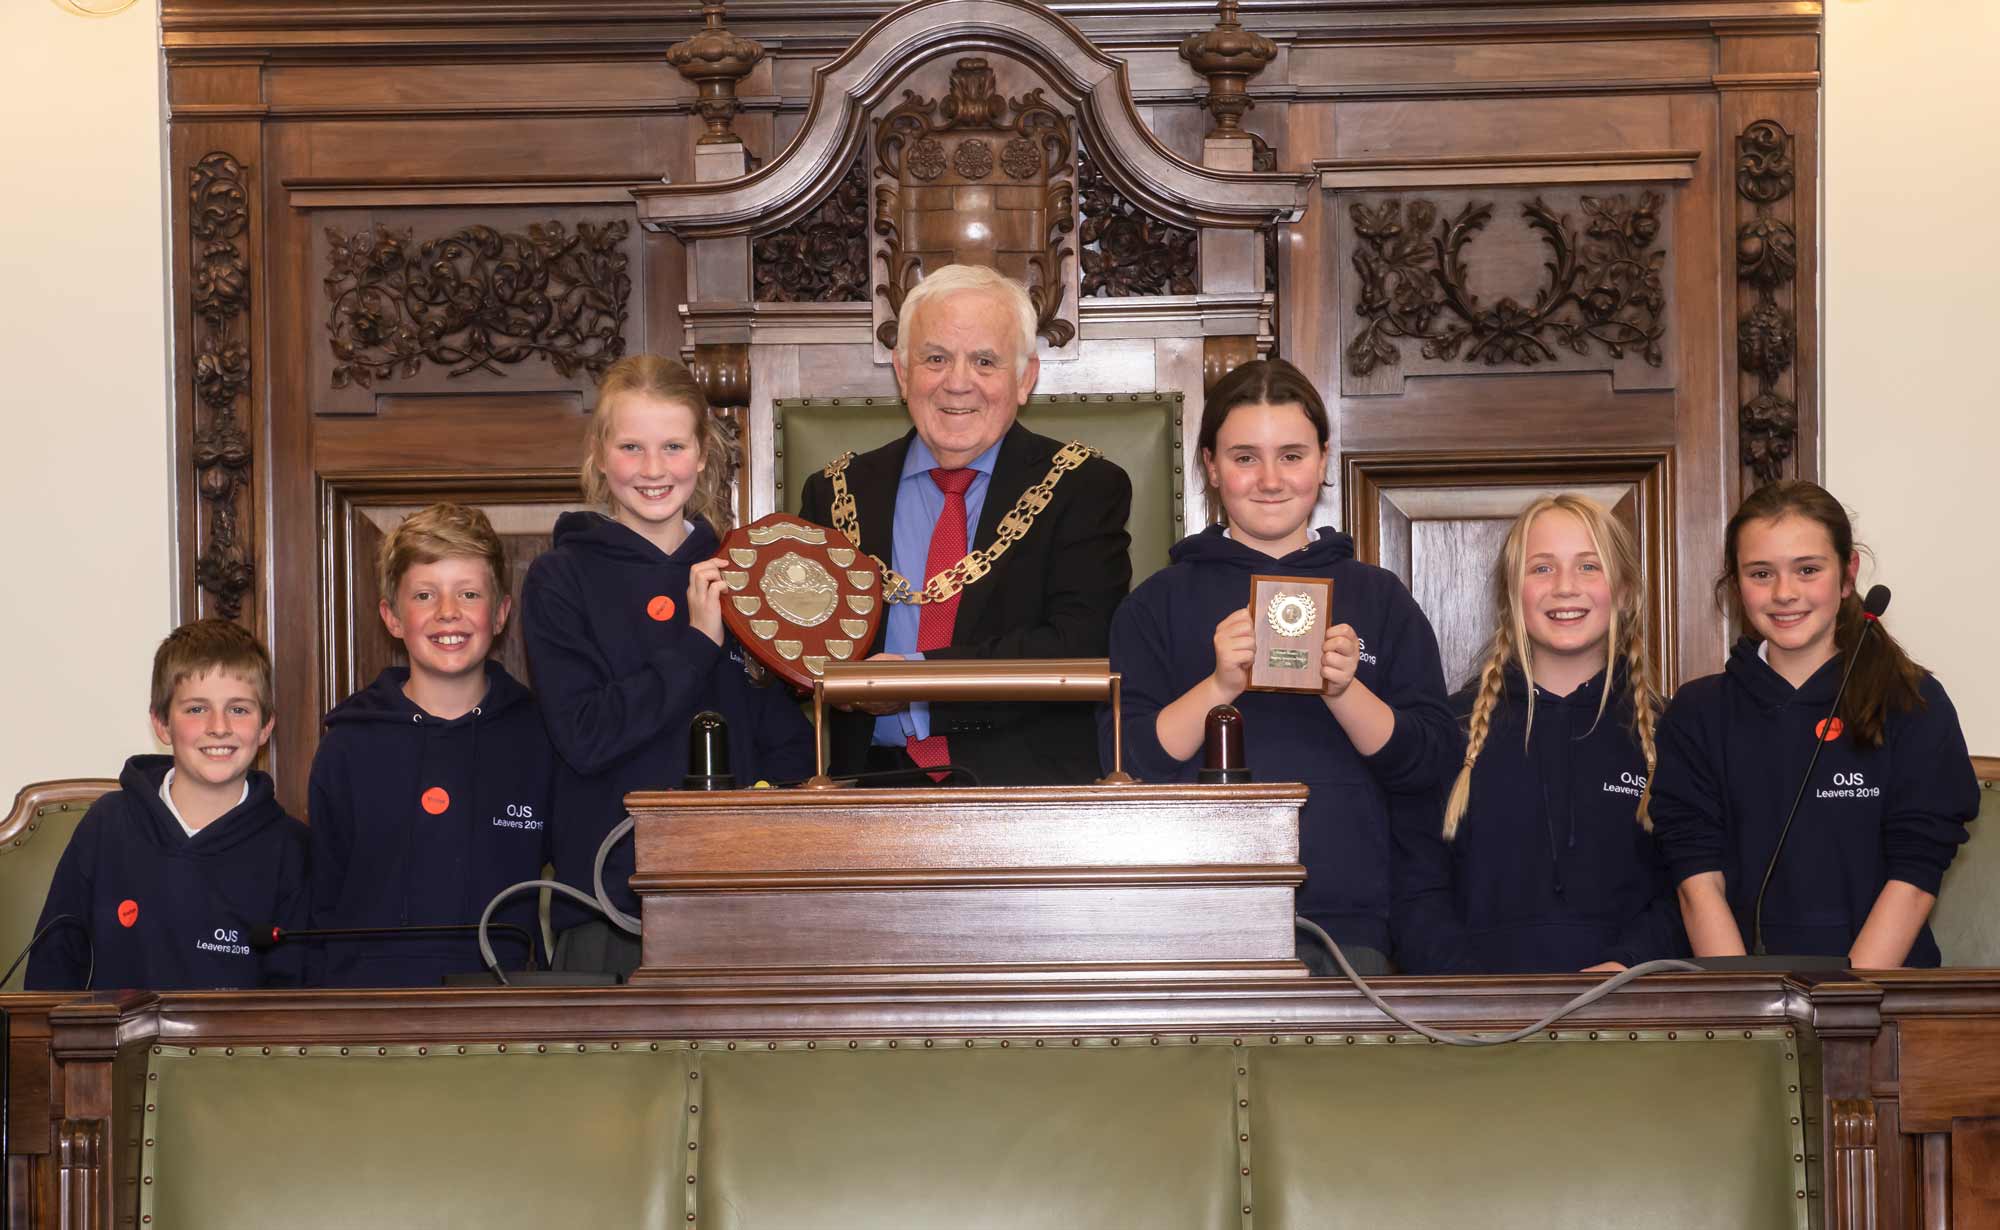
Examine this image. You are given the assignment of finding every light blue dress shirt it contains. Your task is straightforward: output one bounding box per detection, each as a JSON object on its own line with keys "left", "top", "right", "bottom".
{"left": 872, "top": 435, "right": 1001, "bottom": 747}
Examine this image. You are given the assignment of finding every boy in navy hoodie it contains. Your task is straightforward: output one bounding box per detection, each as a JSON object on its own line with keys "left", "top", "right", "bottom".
{"left": 27, "top": 620, "right": 308, "bottom": 990}
{"left": 307, "top": 504, "right": 555, "bottom": 986}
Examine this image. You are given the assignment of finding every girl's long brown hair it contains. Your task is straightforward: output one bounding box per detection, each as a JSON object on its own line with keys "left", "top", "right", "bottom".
{"left": 582, "top": 354, "right": 735, "bottom": 535}
{"left": 1444, "top": 495, "right": 1660, "bottom": 839}
{"left": 1717, "top": 480, "right": 1925, "bottom": 748}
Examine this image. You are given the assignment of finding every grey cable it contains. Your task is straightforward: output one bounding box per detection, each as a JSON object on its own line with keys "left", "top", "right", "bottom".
{"left": 1294, "top": 916, "right": 1704, "bottom": 1047}
{"left": 477, "top": 815, "right": 643, "bottom": 985}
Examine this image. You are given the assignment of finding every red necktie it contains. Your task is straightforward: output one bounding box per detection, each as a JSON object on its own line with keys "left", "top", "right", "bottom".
{"left": 906, "top": 467, "right": 977, "bottom": 777}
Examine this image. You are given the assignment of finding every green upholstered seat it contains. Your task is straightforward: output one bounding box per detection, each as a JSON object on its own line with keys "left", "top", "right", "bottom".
{"left": 776, "top": 393, "right": 1186, "bottom": 585}
{"left": 0, "top": 780, "right": 113, "bottom": 990}
{"left": 1929, "top": 782, "right": 2000, "bottom": 966}
{"left": 133, "top": 1031, "right": 1807, "bottom": 1229}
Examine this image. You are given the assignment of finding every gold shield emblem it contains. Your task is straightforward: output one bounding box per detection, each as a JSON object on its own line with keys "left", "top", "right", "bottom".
{"left": 760, "top": 552, "right": 839, "bottom": 627}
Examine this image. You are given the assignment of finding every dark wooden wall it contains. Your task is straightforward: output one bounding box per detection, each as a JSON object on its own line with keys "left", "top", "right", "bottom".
{"left": 160, "top": 0, "right": 1823, "bottom": 812}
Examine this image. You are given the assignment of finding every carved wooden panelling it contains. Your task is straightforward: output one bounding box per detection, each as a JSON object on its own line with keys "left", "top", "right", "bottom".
{"left": 1345, "top": 452, "right": 1671, "bottom": 690}
{"left": 754, "top": 157, "right": 869, "bottom": 303}
{"left": 1735, "top": 119, "right": 1801, "bottom": 487}
{"left": 1078, "top": 141, "right": 1198, "bottom": 298}
{"left": 1339, "top": 188, "right": 1672, "bottom": 396}
{"left": 313, "top": 207, "right": 641, "bottom": 414}
{"left": 189, "top": 152, "right": 256, "bottom": 621}
{"left": 873, "top": 56, "right": 1077, "bottom": 351}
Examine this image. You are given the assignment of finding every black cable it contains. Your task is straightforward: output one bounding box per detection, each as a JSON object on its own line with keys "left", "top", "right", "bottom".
{"left": 0, "top": 913, "right": 92, "bottom": 991}
{"left": 1294, "top": 916, "right": 1703, "bottom": 1047}
{"left": 768, "top": 763, "right": 983, "bottom": 789}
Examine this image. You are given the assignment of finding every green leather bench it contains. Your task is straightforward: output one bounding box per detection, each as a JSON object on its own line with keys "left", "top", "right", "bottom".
{"left": 131, "top": 1026, "right": 1806, "bottom": 1228}
{"left": 775, "top": 392, "right": 1186, "bottom": 584}
{"left": 0, "top": 779, "right": 113, "bottom": 991}
{"left": 1927, "top": 779, "right": 2000, "bottom": 966}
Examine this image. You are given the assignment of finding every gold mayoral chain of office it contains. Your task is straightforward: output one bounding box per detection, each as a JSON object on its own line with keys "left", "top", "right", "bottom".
{"left": 822, "top": 440, "right": 1099, "bottom": 605}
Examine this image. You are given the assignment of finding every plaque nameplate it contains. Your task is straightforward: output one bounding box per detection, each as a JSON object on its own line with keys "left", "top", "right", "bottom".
{"left": 1248, "top": 574, "right": 1332, "bottom": 694}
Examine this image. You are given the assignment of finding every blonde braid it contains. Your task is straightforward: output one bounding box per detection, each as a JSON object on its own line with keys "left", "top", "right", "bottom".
{"left": 1623, "top": 632, "right": 1661, "bottom": 831}
{"left": 1442, "top": 641, "right": 1509, "bottom": 841}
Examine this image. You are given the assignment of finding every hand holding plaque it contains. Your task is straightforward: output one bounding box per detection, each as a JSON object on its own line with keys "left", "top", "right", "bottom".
{"left": 713, "top": 513, "right": 885, "bottom": 693}
{"left": 1248, "top": 574, "right": 1333, "bottom": 694}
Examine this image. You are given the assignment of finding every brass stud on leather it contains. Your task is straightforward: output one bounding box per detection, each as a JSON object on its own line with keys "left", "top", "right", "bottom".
{"left": 1589, "top": 1032, "right": 1599, "bottom": 1040}
{"left": 418, "top": 1047, "right": 428, "bottom": 1056}
{"left": 458, "top": 1046, "right": 468, "bottom": 1054}
{"left": 1239, "top": 1133, "right": 1249, "bottom": 1142}
{"left": 1237, "top": 1068, "right": 1246, "bottom": 1076}
{"left": 964, "top": 1040, "right": 975, "bottom": 1049}
{"left": 849, "top": 1041, "right": 859, "bottom": 1049}
{"left": 887, "top": 1041, "right": 896, "bottom": 1049}
{"left": 807, "top": 1041, "right": 817, "bottom": 1050}
{"left": 1343, "top": 1036, "right": 1356, "bottom": 1045}
{"left": 690, "top": 1041, "right": 701, "bottom": 1050}
{"left": 339, "top": 1047, "right": 350, "bottom": 1056}
{"left": 1148, "top": 1036, "right": 1158, "bottom": 1046}
{"left": 496, "top": 1045, "right": 506, "bottom": 1054}
{"left": 1240, "top": 1168, "right": 1249, "bottom": 1176}
{"left": 1704, "top": 1031, "right": 1714, "bottom": 1039}
{"left": 1034, "top": 1040, "right": 1045, "bottom": 1048}
{"left": 189, "top": 1047, "right": 197, "bottom": 1056}
{"left": 261, "top": 1046, "right": 270, "bottom": 1056}
{"left": 1110, "top": 1038, "right": 1120, "bottom": 1047}
{"left": 1628, "top": 1032, "right": 1639, "bottom": 1040}
{"left": 923, "top": 1039, "right": 933, "bottom": 1048}
{"left": 225, "top": 1047, "right": 235, "bottom": 1056}
{"left": 766, "top": 1042, "right": 776, "bottom": 1050}
{"left": 689, "top": 1072, "right": 699, "bottom": 1081}
{"left": 1238, "top": 1099, "right": 1249, "bottom": 1108}
{"left": 725, "top": 1042, "right": 736, "bottom": 1051}
{"left": 148, "top": 1072, "right": 157, "bottom": 1080}
{"left": 1669, "top": 1032, "right": 1679, "bottom": 1040}
{"left": 378, "top": 1047, "right": 387, "bottom": 1056}
{"left": 1000, "top": 1041, "right": 1010, "bottom": 1048}
{"left": 537, "top": 1044, "right": 547, "bottom": 1053}
{"left": 1304, "top": 1036, "right": 1315, "bottom": 1045}
{"left": 1071, "top": 1039, "right": 1081, "bottom": 1048}
{"left": 611, "top": 1043, "right": 620, "bottom": 1051}
{"left": 144, "top": 1176, "right": 152, "bottom": 1185}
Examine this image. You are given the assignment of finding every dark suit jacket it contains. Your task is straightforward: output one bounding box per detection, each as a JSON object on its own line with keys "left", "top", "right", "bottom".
{"left": 797, "top": 422, "right": 1133, "bottom": 785}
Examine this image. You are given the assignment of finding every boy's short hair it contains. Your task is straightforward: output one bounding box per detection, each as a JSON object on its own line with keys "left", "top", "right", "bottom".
{"left": 150, "top": 619, "right": 275, "bottom": 722}
{"left": 377, "top": 503, "right": 510, "bottom": 601}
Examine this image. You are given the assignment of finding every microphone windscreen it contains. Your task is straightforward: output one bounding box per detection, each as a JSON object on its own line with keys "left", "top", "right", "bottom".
{"left": 246, "top": 924, "right": 281, "bottom": 952}
{"left": 1863, "top": 585, "right": 1891, "bottom": 618}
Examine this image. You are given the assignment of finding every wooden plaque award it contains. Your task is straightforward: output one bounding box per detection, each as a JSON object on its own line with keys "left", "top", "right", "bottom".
{"left": 714, "top": 513, "right": 885, "bottom": 692}
{"left": 1248, "top": 574, "right": 1331, "bottom": 694}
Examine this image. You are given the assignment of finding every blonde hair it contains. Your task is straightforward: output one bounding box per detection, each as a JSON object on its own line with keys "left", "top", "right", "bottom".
{"left": 150, "top": 618, "right": 274, "bottom": 723}
{"left": 581, "top": 354, "right": 735, "bottom": 534}
{"left": 894, "top": 264, "right": 1037, "bottom": 378}
{"left": 1442, "top": 495, "right": 1660, "bottom": 839}
{"left": 378, "top": 503, "right": 509, "bottom": 601}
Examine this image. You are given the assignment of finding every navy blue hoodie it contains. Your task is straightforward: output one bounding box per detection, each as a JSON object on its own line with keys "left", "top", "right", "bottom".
{"left": 1652, "top": 637, "right": 1977, "bottom": 967}
{"left": 1393, "top": 667, "right": 1687, "bottom": 973}
{"left": 1102, "top": 526, "right": 1458, "bottom": 953}
{"left": 307, "top": 662, "right": 555, "bottom": 986}
{"left": 26, "top": 755, "right": 308, "bottom": 991}
{"left": 522, "top": 512, "right": 816, "bottom": 920}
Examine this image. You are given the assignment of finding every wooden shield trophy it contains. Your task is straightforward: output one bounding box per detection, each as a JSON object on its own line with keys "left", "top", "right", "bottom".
{"left": 715, "top": 514, "right": 884, "bottom": 692}
{"left": 1248, "top": 574, "right": 1332, "bottom": 694}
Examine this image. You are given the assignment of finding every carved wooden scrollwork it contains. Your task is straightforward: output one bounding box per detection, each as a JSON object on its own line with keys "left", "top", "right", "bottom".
{"left": 1077, "top": 142, "right": 1197, "bottom": 298}
{"left": 873, "top": 57, "right": 1077, "bottom": 349}
{"left": 323, "top": 220, "right": 631, "bottom": 388}
{"left": 189, "top": 152, "right": 256, "bottom": 621}
{"left": 1346, "top": 193, "right": 1667, "bottom": 377}
{"left": 755, "top": 157, "right": 869, "bottom": 303}
{"left": 1736, "top": 119, "right": 1801, "bottom": 486}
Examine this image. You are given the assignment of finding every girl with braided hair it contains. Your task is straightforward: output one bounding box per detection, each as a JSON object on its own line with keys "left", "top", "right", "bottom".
{"left": 1392, "top": 495, "right": 1686, "bottom": 974}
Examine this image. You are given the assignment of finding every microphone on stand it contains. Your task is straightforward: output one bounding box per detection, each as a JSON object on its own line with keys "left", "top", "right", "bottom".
{"left": 1747, "top": 584, "right": 1892, "bottom": 957}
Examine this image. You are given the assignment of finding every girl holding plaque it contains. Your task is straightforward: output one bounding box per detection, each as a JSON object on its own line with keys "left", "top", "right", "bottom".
{"left": 1103, "top": 359, "right": 1457, "bottom": 975}
{"left": 523, "top": 356, "right": 813, "bottom": 958}
{"left": 1391, "top": 495, "right": 1686, "bottom": 974}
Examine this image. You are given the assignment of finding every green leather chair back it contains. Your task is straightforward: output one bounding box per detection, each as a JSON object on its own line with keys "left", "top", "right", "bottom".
{"left": 134, "top": 1031, "right": 1808, "bottom": 1229}
{"left": 1929, "top": 781, "right": 2000, "bottom": 966}
{"left": 0, "top": 779, "right": 113, "bottom": 990}
{"left": 776, "top": 393, "right": 1186, "bottom": 584}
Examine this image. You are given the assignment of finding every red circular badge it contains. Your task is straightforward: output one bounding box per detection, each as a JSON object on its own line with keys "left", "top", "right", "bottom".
{"left": 421, "top": 787, "right": 451, "bottom": 815}
{"left": 646, "top": 595, "right": 676, "bottom": 622}
{"left": 1816, "top": 717, "right": 1845, "bottom": 741}
{"left": 117, "top": 899, "right": 139, "bottom": 928}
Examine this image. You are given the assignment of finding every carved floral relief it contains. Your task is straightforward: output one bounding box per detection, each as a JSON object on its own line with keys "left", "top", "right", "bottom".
{"left": 754, "top": 158, "right": 869, "bottom": 303}
{"left": 1735, "top": 120, "right": 1801, "bottom": 485}
{"left": 323, "top": 219, "right": 631, "bottom": 388}
{"left": 1345, "top": 192, "right": 1668, "bottom": 379}
{"left": 188, "top": 152, "right": 255, "bottom": 620}
{"left": 1077, "top": 142, "right": 1198, "bottom": 298}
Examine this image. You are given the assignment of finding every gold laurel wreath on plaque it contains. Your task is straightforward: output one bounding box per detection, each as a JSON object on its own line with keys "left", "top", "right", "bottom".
{"left": 823, "top": 440, "right": 1098, "bottom": 605}
{"left": 1266, "top": 591, "right": 1318, "bottom": 638}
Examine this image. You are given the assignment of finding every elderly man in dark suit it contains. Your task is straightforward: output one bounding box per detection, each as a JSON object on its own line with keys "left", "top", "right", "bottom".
{"left": 798, "top": 265, "right": 1133, "bottom": 785}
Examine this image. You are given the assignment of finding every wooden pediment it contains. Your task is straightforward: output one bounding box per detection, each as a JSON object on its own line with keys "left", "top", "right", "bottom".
{"left": 630, "top": 0, "right": 1312, "bottom": 239}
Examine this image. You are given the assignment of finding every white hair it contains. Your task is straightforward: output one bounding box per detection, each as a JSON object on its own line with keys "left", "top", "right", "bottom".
{"left": 894, "top": 264, "right": 1039, "bottom": 377}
